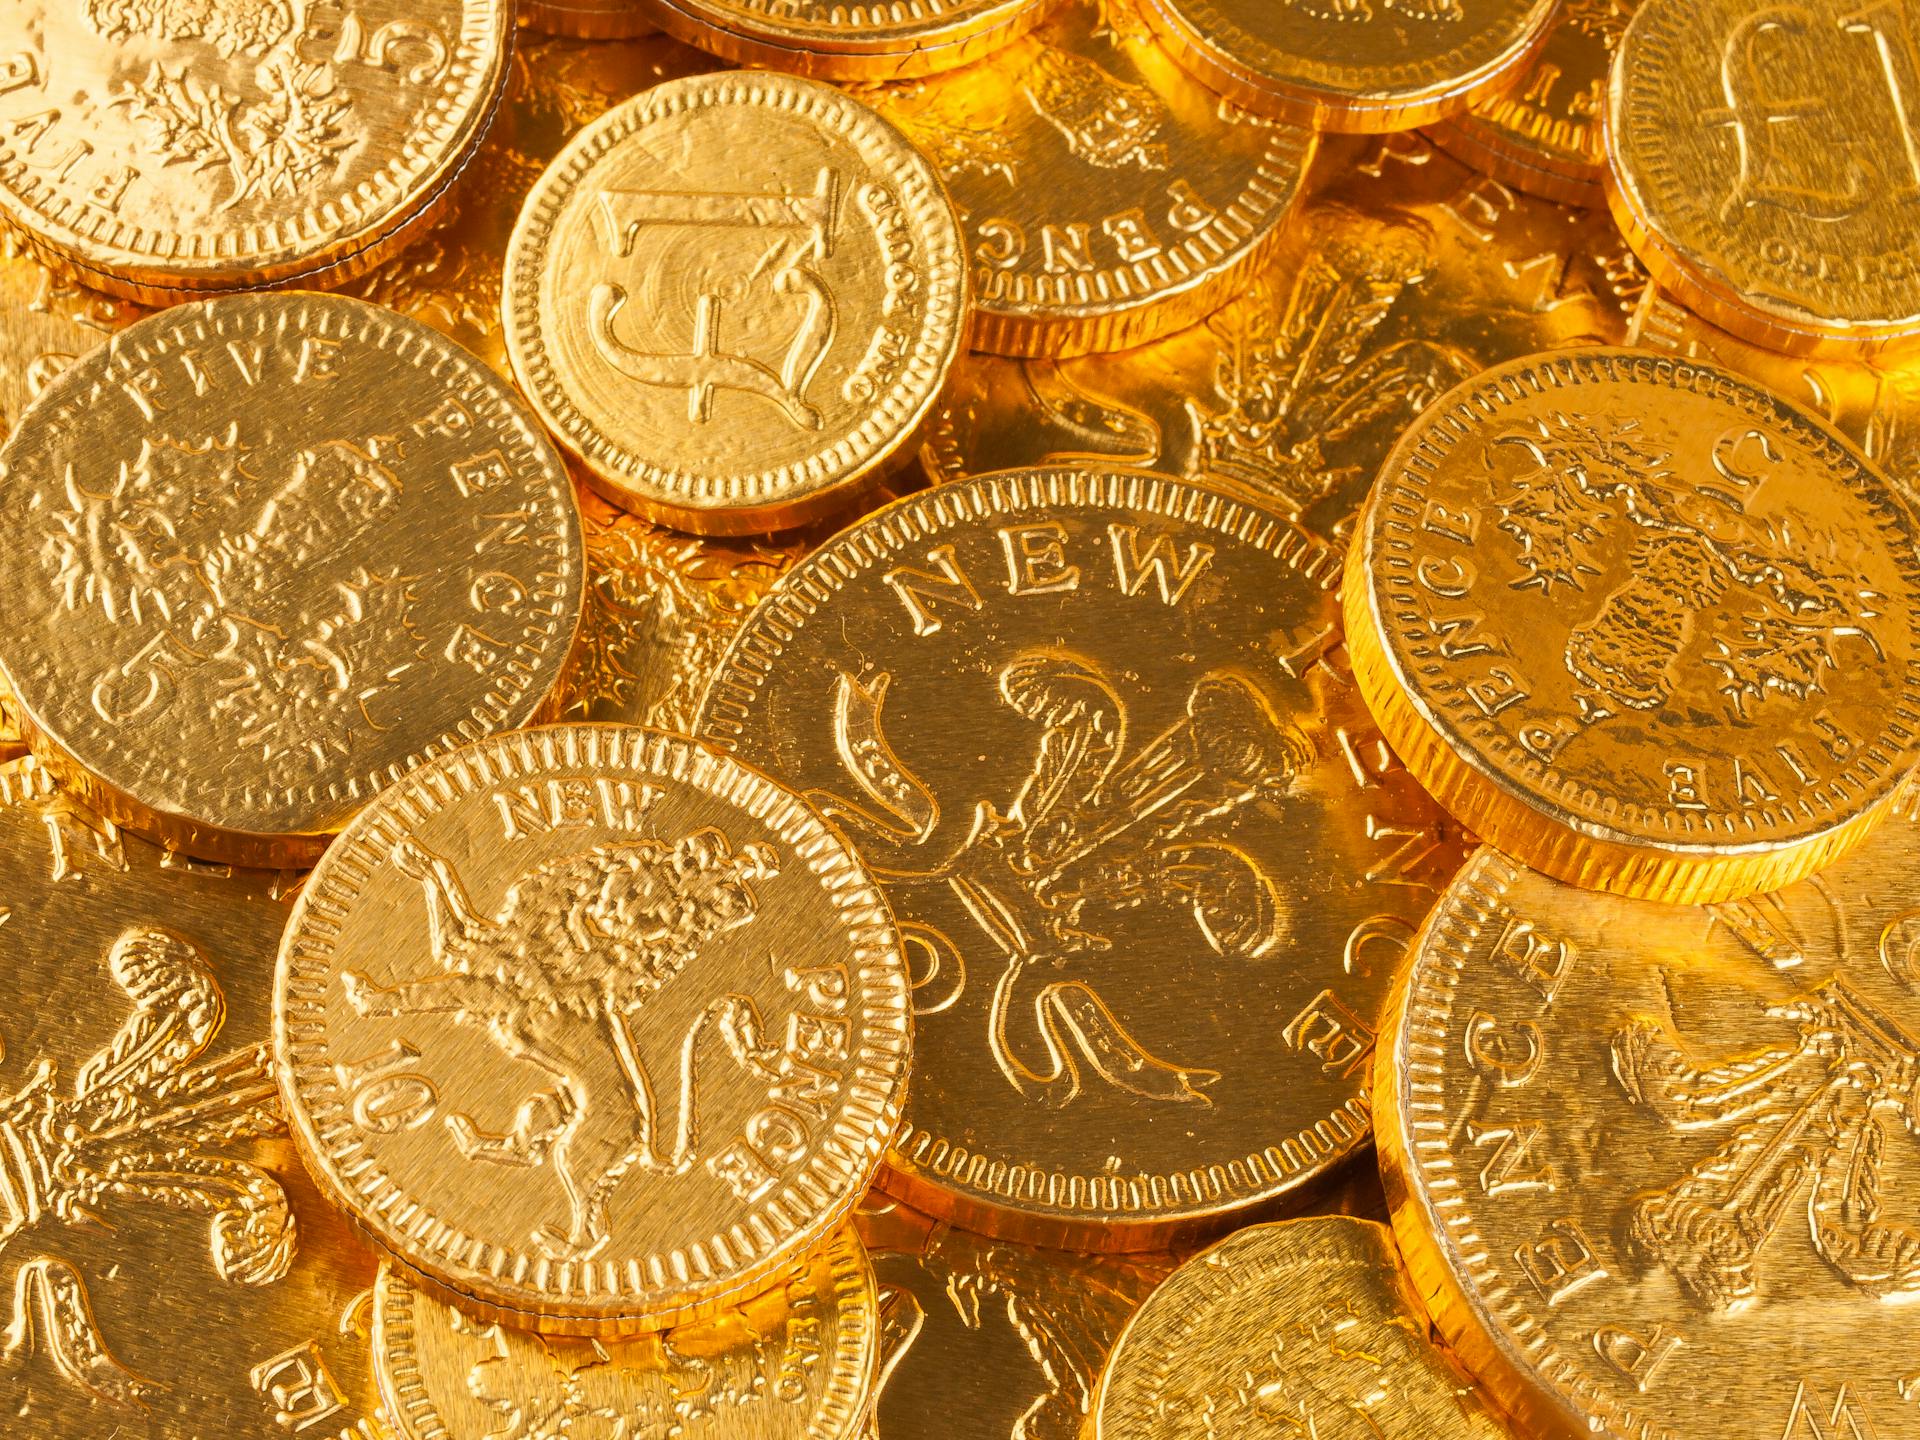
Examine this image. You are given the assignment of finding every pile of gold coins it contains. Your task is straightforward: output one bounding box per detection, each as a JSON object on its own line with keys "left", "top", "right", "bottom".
{"left": 0, "top": 0, "right": 1914, "bottom": 1435}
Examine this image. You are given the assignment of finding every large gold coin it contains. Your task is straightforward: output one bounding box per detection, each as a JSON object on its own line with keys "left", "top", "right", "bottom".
{"left": 1378, "top": 799, "right": 1920, "bottom": 1440}
{"left": 0, "top": 291, "right": 582, "bottom": 868}
{"left": 505, "top": 71, "right": 967, "bottom": 536}
{"left": 1136, "top": 0, "right": 1556, "bottom": 133}
{"left": 0, "top": 0, "right": 510, "bottom": 304}
{"left": 1607, "top": 0, "right": 1920, "bottom": 356}
{"left": 521, "top": 0, "right": 658, "bottom": 39}
{"left": 1345, "top": 348, "right": 1920, "bottom": 905}
{"left": 1091, "top": 1218, "right": 1507, "bottom": 1438}
{"left": 274, "top": 724, "right": 913, "bottom": 1334}
{"left": 642, "top": 0, "right": 1063, "bottom": 78}
{"left": 699, "top": 467, "right": 1470, "bottom": 1249}
{"left": 862, "top": 0, "right": 1314, "bottom": 358}
{"left": 0, "top": 758, "right": 387, "bottom": 1440}
{"left": 922, "top": 132, "right": 1638, "bottom": 548}
{"left": 374, "top": 1228, "right": 878, "bottom": 1439}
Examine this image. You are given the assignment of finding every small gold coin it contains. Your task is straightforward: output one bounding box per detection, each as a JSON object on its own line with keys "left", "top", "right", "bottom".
{"left": 374, "top": 1228, "right": 879, "bottom": 1439}
{"left": 0, "top": 758, "right": 385, "bottom": 1439}
{"left": 274, "top": 724, "right": 912, "bottom": 1334}
{"left": 0, "top": 0, "right": 511, "bottom": 304}
{"left": 641, "top": 0, "right": 1063, "bottom": 78}
{"left": 862, "top": 0, "right": 1315, "bottom": 358}
{"left": 1091, "top": 1218, "right": 1507, "bottom": 1439}
{"left": 1378, "top": 800, "right": 1920, "bottom": 1440}
{"left": 521, "top": 0, "right": 659, "bottom": 39}
{"left": 1135, "top": 0, "right": 1556, "bottom": 133}
{"left": 1428, "top": 0, "right": 1635, "bottom": 208}
{"left": 505, "top": 71, "right": 967, "bottom": 535}
{"left": 0, "top": 291, "right": 582, "bottom": 868}
{"left": 1607, "top": 0, "right": 1920, "bottom": 355}
{"left": 699, "top": 467, "right": 1470, "bottom": 1249}
{"left": 1345, "top": 348, "right": 1920, "bottom": 904}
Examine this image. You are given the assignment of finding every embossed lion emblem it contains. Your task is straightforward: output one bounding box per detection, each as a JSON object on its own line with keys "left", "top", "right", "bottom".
{"left": 342, "top": 828, "right": 783, "bottom": 1261}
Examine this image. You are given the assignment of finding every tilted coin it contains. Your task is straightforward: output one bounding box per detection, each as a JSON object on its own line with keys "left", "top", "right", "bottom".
{"left": 1428, "top": 0, "right": 1635, "bottom": 208}
{"left": 1607, "top": 0, "right": 1920, "bottom": 355}
{"left": 922, "top": 132, "right": 1638, "bottom": 551}
{"left": 0, "top": 0, "right": 510, "bottom": 304}
{"left": 374, "top": 1227, "right": 878, "bottom": 1439}
{"left": 862, "top": 0, "right": 1314, "bottom": 357}
{"left": 1135, "top": 0, "right": 1556, "bottom": 133}
{"left": 641, "top": 0, "right": 1064, "bottom": 79}
{"left": 1377, "top": 795, "right": 1920, "bottom": 1440}
{"left": 0, "top": 758, "right": 387, "bottom": 1440}
{"left": 699, "top": 467, "right": 1470, "bottom": 1248}
{"left": 1090, "top": 1218, "right": 1507, "bottom": 1439}
{"left": 274, "top": 724, "right": 913, "bottom": 1333}
{"left": 1345, "top": 348, "right": 1920, "bottom": 904}
{"left": 505, "top": 71, "right": 967, "bottom": 535}
{"left": 521, "top": 0, "right": 659, "bottom": 39}
{"left": 0, "top": 292, "right": 583, "bottom": 868}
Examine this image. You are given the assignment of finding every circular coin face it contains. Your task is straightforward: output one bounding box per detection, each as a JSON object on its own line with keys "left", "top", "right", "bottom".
{"left": 699, "top": 467, "right": 1471, "bottom": 1249}
{"left": 1092, "top": 1218, "right": 1507, "bottom": 1439}
{"left": 641, "top": 0, "right": 1063, "bottom": 77}
{"left": 862, "top": 0, "right": 1315, "bottom": 357}
{"left": 0, "top": 292, "right": 582, "bottom": 868}
{"left": 520, "top": 0, "right": 658, "bottom": 39}
{"left": 1345, "top": 348, "right": 1920, "bottom": 904}
{"left": 374, "top": 1228, "right": 878, "bottom": 1439}
{"left": 274, "top": 724, "right": 912, "bottom": 1333}
{"left": 505, "top": 72, "right": 967, "bottom": 535}
{"left": 1379, "top": 803, "right": 1920, "bottom": 1440}
{"left": 0, "top": 0, "right": 510, "bottom": 303}
{"left": 1608, "top": 0, "right": 1920, "bottom": 355}
{"left": 1136, "top": 0, "right": 1556, "bottom": 133}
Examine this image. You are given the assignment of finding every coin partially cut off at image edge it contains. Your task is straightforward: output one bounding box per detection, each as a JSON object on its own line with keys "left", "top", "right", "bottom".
{"left": 1345, "top": 347, "right": 1920, "bottom": 905}
{"left": 504, "top": 70, "right": 968, "bottom": 535}
{"left": 520, "top": 0, "right": 659, "bottom": 39}
{"left": 639, "top": 0, "right": 1066, "bottom": 78}
{"left": 274, "top": 723, "right": 913, "bottom": 1335}
{"left": 0, "top": 291, "right": 584, "bottom": 868}
{"left": 374, "top": 1226, "right": 880, "bottom": 1439}
{"left": 1376, "top": 789, "right": 1920, "bottom": 1440}
{"left": 698, "top": 465, "right": 1471, "bottom": 1250}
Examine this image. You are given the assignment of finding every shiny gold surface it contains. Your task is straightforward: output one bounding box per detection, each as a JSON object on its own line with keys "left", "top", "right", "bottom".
{"left": 861, "top": 0, "right": 1314, "bottom": 357}
{"left": 1377, "top": 800, "right": 1920, "bottom": 1439}
{"left": 0, "top": 0, "right": 511, "bottom": 303}
{"left": 1344, "top": 347, "right": 1920, "bottom": 904}
{"left": 641, "top": 0, "right": 1064, "bottom": 78}
{"left": 0, "top": 757, "right": 388, "bottom": 1439}
{"left": 1091, "top": 1218, "right": 1507, "bottom": 1438}
{"left": 521, "top": 0, "right": 659, "bottom": 39}
{"left": 504, "top": 71, "right": 967, "bottom": 535}
{"left": 921, "top": 133, "right": 1638, "bottom": 552}
{"left": 273, "top": 724, "right": 912, "bottom": 1333}
{"left": 1607, "top": 0, "right": 1920, "bottom": 355}
{"left": 1429, "top": 0, "right": 1634, "bottom": 208}
{"left": 0, "top": 240, "right": 145, "bottom": 439}
{"left": 0, "top": 291, "right": 583, "bottom": 868}
{"left": 375, "top": 1227, "right": 878, "bottom": 1439}
{"left": 1137, "top": 0, "right": 1556, "bottom": 133}
{"left": 699, "top": 467, "right": 1470, "bottom": 1248}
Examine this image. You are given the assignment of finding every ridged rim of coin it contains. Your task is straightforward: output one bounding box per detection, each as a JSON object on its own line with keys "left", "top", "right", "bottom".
{"left": 640, "top": 0, "right": 1068, "bottom": 74}
{"left": 1344, "top": 347, "right": 1920, "bottom": 904}
{"left": 519, "top": 0, "right": 659, "bottom": 39}
{"left": 0, "top": 1, "right": 512, "bottom": 300}
{"left": 274, "top": 723, "right": 913, "bottom": 1331}
{"left": 504, "top": 71, "right": 967, "bottom": 534}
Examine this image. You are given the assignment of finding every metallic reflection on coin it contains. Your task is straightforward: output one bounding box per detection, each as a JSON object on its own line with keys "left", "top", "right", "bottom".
{"left": 0, "top": 239, "right": 145, "bottom": 440}
{"left": 642, "top": 0, "right": 1064, "bottom": 78}
{"left": 521, "top": 0, "right": 659, "bottom": 39}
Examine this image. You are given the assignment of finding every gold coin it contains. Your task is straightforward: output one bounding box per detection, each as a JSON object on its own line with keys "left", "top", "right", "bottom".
{"left": 1427, "top": 0, "right": 1635, "bottom": 208}
{"left": 1135, "top": 0, "right": 1556, "bottom": 133}
{"left": 1607, "top": 0, "right": 1920, "bottom": 356}
{"left": 642, "top": 0, "right": 1064, "bottom": 78}
{"left": 0, "top": 291, "right": 583, "bottom": 868}
{"left": 505, "top": 71, "right": 967, "bottom": 536}
{"left": 0, "top": 0, "right": 511, "bottom": 305}
{"left": 1091, "top": 1218, "right": 1507, "bottom": 1439}
{"left": 274, "top": 724, "right": 913, "bottom": 1334}
{"left": 1378, "top": 799, "right": 1920, "bottom": 1440}
{"left": 0, "top": 758, "right": 387, "bottom": 1439}
{"left": 521, "top": 0, "right": 659, "bottom": 39}
{"left": 374, "top": 1227, "right": 878, "bottom": 1439}
{"left": 699, "top": 467, "right": 1470, "bottom": 1248}
{"left": 1345, "top": 347, "right": 1920, "bottom": 904}
{"left": 862, "top": 0, "right": 1315, "bottom": 358}
{"left": 922, "top": 132, "right": 1637, "bottom": 550}
{"left": 0, "top": 242, "right": 145, "bottom": 439}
